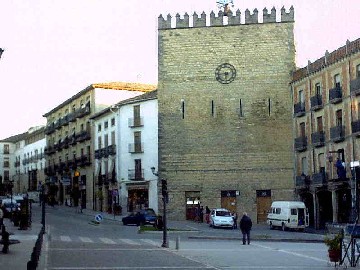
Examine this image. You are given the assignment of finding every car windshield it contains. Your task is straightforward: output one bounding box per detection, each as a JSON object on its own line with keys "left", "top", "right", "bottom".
{"left": 216, "top": 210, "right": 231, "bottom": 217}
{"left": 145, "top": 209, "right": 156, "bottom": 215}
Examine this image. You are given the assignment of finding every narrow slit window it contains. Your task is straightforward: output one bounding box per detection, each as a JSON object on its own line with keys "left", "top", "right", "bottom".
{"left": 268, "top": 98, "right": 272, "bottom": 116}
{"left": 239, "top": 99, "right": 244, "bottom": 117}
{"left": 211, "top": 100, "right": 215, "bottom": 117}
{"left": 181, "top": 99, "right": 185, "bottom": 119}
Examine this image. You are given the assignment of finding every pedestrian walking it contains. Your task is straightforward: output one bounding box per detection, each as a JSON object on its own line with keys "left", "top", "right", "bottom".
{"left": 239, "top": 212, "right": 252, "bottom": 245}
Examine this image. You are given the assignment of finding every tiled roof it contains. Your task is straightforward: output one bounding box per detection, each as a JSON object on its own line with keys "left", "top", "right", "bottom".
{"left": 43, "top": 82, "right": 157, "bottom": 117}
{"left": 92, "top": 82, "right": 157, "bottom": 92}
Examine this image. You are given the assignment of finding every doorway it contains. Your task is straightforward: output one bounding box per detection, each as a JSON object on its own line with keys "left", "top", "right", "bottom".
{"left": 256, "top": 190, "right": 272, "bottom": 224}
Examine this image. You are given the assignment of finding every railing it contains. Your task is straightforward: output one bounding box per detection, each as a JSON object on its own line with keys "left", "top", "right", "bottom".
{"left": 107, "top": 145, "right": 116, "bottom": 155}
{"left": 312, "top": 171, "right": 327, "bottom": 185}
{"left": 128, "top": 117, "right": 144, "bottom": 127}
{"left": 293, "top": 102, "right": 306, "bottom": 117}
{"left": 350, "top": 77, "right": 360, "bottom": 96}
{"left": 311, "top": 131, "right": 325, "bottom": 147}
{"left": 330, "top": 125, "right": 345, "bottom": 142}
{"left": 128, "top": 169, "right": 144, "bottom": 181}
{"left": 329, "top": 87, "right": 342, "bottom": 104}
{"left": 128, "top": 143, "right": 144, "bottom": 153}
{"left": 294, "top": 136, "right": 307, "bottom": 152}
{"left": 310, "top": 95, "right": 323, "bottom": 111}
{"left": 352, "top": 120, "right": 360, "bottom": 136}
{"left": 295, "top": 175, "right": 310, "bottom": 186}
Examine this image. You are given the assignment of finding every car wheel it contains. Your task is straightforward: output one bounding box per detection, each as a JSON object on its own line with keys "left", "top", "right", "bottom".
{"left": 281, "top": 223, "right": 286, "bottom": 231}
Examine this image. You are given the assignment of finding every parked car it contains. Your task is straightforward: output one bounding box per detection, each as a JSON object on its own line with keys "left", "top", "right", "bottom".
{"left": 122, "top": 208, "right": 157, "bottom": 226}
{"left": 209, "top": 208, "right": 234, "bottom": 228}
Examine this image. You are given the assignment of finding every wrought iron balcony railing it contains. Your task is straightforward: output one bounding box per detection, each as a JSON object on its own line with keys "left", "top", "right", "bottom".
{"left": 294, "top": 136, "right": 307, "bottom": 152}
{"left": 311, "top": 131, "right": 325, "bottom": 147}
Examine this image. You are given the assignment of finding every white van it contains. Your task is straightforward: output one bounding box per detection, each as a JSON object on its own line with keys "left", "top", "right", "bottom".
{"left": 267, "top": 201, "right": 309, "bottom": 231}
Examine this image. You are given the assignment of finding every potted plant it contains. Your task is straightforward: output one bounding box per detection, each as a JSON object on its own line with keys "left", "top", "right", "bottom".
{"left": 324, "top": 233, "right": 342, "bottom": 262}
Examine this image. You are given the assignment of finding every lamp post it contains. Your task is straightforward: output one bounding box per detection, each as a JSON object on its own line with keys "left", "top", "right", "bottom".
{"left": 9, "top": 178, "right": 14, "bottom": 221}
{"left": 151, "top": 167, "right": 168, "bottom": 248}
{"left": 351, "top": 161, "right": 360, "bottom": 224}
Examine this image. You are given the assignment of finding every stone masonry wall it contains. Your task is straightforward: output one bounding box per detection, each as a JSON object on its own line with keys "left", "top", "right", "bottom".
{"left": 158, "top": 9, "right": 296, "bottom": 222}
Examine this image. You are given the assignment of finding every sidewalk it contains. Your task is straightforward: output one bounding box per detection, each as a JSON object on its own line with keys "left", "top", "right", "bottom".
{"left": 0, "top": 210, "right": 46, "bottom": 270}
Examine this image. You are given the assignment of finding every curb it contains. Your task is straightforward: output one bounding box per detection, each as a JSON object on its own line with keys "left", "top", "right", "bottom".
{"left": 188, "top": 235, "right": 324, "bottom": 243}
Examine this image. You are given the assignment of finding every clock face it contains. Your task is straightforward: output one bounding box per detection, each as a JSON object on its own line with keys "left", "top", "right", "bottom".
{"left": 215, "top": 63, "right": 236, "bottom": 84}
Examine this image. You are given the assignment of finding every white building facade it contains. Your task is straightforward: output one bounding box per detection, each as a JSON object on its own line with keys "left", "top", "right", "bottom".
{"left": 91, "top": 90, "right": 159, "bottom": 215}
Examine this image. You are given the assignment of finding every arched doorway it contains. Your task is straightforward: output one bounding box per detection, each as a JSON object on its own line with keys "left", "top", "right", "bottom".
{"left": 338, "top": 188, "right": 351, "bottom": 223}
{"left": 317, "top": 190, "right": 333, "bottom": 229}
{"left": 301, "top": 192, "right": 314, "bottom": 227}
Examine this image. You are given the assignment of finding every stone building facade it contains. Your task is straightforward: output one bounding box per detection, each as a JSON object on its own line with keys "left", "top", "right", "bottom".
{"left": 291, "top": 38, "right": 360, "bottom": 229}
{"left": 157, "top": 7, "right": 296, "bottom": 222}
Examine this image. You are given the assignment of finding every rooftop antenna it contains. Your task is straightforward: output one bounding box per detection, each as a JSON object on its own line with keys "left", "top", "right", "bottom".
{"left": 216, "top": 0, "right": 234, "bottom": 16}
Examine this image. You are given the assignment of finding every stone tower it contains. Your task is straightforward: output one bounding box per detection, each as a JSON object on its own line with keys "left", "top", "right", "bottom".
{"left": 157, "top": 6, "right": 296, "bottom": 223}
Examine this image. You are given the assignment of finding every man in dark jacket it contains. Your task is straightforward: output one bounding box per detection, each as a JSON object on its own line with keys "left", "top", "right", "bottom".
{"left": 239, "top": 212, "right": 252, "bottom": 245}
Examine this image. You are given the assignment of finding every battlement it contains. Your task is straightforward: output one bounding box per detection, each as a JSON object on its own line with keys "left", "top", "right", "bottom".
{"left": 158, "top": 6, "right": 294, "bottom": 29}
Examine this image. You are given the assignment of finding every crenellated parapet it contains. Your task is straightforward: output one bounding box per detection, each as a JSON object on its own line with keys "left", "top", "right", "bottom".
{"left": 158, "top": 6, "right": 294, "bottom": 29}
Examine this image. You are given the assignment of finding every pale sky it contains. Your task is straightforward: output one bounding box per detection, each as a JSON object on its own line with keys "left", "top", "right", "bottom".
{"left": 0, "top": 0, "right": 358, "bottom": 139}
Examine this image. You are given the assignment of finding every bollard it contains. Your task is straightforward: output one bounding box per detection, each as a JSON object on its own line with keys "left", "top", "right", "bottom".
{"left": 176, "top": 236, "right": 180, "bottom": 250}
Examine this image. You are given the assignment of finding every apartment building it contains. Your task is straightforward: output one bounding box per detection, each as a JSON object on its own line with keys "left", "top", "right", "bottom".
{"left": 90, "top": 90, "right": 158, "bottom": 215}
{"left": 0, "top": 126, "right": 46, "bottom": 196}
{"left": 42, "top": 82, "right": 155, "bottom": 209}
{"left": 291, "top": 38, "right": 360, "bottom": 229}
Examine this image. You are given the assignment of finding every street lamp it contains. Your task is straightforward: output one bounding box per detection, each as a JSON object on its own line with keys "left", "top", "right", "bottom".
{"left": 151, "top": 167, "right": 168, "bottom": 248}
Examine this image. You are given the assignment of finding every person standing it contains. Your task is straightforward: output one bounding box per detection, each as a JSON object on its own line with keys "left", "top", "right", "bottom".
{"left": 199, "top": 206, "right": 204, "bottom": 223}
{"left": 232, "top": 212, "right": 238, "bottom": 229}
{"left": 205, "top": 206, "right": 211, "bottom": 224}
{"left": 239, "top": 212, "right": 252, "bottom": 245}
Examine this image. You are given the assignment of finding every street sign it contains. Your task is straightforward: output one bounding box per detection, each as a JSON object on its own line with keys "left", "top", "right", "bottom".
{"left": 95, "top": 214, "right": 103, "bottom": 223}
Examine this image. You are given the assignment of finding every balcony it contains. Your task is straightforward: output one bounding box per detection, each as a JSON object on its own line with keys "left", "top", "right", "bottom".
{"left": 330, "top": 125, "right": 345, "bottom": 142}
{"left": 67, "top": 112, "right": 76, "bottom": 122}
{"left": 79, "top": 155, "right": 91, "bottom": 167}
{"left": 128, "top": 169, "right": 144, "bottom": 181}
{"left": 329, "top": 87, "right": 342, "bottom": 104}
{"left": 75, "top": 102, "right": 91, "bottom": 119}
{"left": 128, "top": 117, "right": 144, "bottom": 128}
{"left": 101, "top": 147, "right": 109, "bottom": 158}
{"left": 107, "top": 145, "right": 116, "bottom": 155}
{"left": 45, "top": 123, "right": 55, "bottom": 135}
{"left": 128, "top": 143, "right": 143, "bottom": 153}
{"left": 76, "top": 130, "right": 91, "bottom": 142}
{"left": 350, "top": 77, "right": 360, "bottom": 96}
{"left": 312, "top": 171, "right": 327, "bottom": 185}
{"left": 69, "top": 134, "right": 77, "bottom": 145}
{"left": 293, "top": 102, "right": 305, "bottom": 117}
{"left": 95, "top": 149, "right": 102, "bottom": 159}
{"left": 295, "top": 174, "right": 311, "bottom": 187}
{"left": 294, "top": 136, "right": 307, "bottom": 152}
{"left": 311, "top": 131, "right": 325, "bottom": 147}
{"left": 310, "top": 95, "right": 323, "bottom": 111}
{"left": 352, "top": 120, "right": 360, "bottom": 137}
{"left": 44, "top": 145, "right": 56, "bottom": 156}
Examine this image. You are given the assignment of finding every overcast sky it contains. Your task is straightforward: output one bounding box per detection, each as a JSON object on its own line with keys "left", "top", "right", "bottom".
{"left": 0, "top": 0, "right": 358, "bottom": 139}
